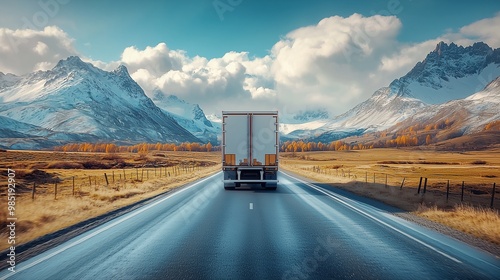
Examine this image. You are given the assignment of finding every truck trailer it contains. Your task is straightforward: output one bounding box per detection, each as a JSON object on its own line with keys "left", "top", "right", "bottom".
{"left": 222, "top": 111, "right": 279, "bottom": 190}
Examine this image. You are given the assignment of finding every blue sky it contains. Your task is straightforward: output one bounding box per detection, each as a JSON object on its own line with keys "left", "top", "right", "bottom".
{"left": 2, "top": 0, "right": 499, "bottom": 61}
{"left": 0, "top": 0, "right": 499, "bottom": 116}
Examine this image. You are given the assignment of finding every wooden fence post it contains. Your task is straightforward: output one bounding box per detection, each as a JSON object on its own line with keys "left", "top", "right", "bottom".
{"left": 461, "top": 181, "right": 465, "bottom": 202}
{"left": 385, "top": 174, "right": 388, "bottom": 188}
{"left": 141, "top": 169, "right": 144, "bottom": 181}
{"left": 112, "top": 171, "right": 115, "bottom": 183}
{"left": 54, "top": 182, "right": 58, "bottom": 200}
{"left": 400, "top": 178, "right": 405, "bottom": 190}
{"left": 373, "top": 173, "right": 375, "bottom": 184}
{"left": 491, "top": 183, "right": 496, "bottom": 209}
{"left": 365, "top": 172, "right": 368, "bottom": 184}
{"left": 123, "top": 169, "right": 126, "bottom": 180}
{"left": 136, "top": 168, "right": 139, "bottom": 180}
{"left": 417, "top": 177, "right": 423, "bottom": 194}
{"left": 32, "top": 182, "right": 36, "bottom": 200}
{"left": 72, "top": 176, "right": 75, "bottom": 196}
{"left": 446, "top": 180, "right": 450, "bottom": 203}
{"left": 89, "top": 176, "right": 92, "bottom": 187}
{"left": 104, "top": 173, "right": 109, "bottom": 186}
{"left": 423, "top": 178, "right": 428, "bottom": 193}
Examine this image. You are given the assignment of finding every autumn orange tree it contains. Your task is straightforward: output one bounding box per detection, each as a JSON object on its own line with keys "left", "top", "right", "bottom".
{"left": 54, "top": 141, "right": 216, "bottom": 153}
{"left": 279, "top": 140, "right": 373, "bottom": 152}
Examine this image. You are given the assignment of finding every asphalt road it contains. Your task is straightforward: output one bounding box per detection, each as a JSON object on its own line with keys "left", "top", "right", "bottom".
{"left": 1, "top": 171, "right": 499, "bottom": 279}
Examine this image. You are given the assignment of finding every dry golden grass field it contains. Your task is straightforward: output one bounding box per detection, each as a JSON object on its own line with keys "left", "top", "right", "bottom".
{"left": 280, "top": 148, "right": 500, "bottom": 245}
{"left": 1, "top": 148, "right": 499, "bottom": 250}
{"left": 0, "top": 150, "right": 221, "bottom": 250}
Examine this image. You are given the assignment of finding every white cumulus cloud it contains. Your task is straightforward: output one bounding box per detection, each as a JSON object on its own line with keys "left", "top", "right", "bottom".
{"left": 459, "top": 12, "right": 500, "bottom": 48}
{"left": 118, "top": 44, "right": 277, "bottom": 114}
{"left": 1, "top": 13, "right": 499, "bottom": 119}
{"left": 0, "top": 26, "right": 77, "bottom": 75}
{"left": 270, "top": 13, "right": 403, "bottom": 115}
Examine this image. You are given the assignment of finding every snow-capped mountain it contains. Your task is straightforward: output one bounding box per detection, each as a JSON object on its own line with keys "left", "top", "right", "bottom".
{"left": 0, "top": 115, "right": 98, "bottom": 149}
{"left": 282, "top": 42, "right": 500, "bottom": 142}
{"left": 0, "top": 56, "right": 200, "bottom": 147}
{"left": 390, "top": 42, "right": 500, "bottom": 104}
{"left": 151, "top": 90, "right": 219, "bottom": 144}
{"left": 305, "top": 88, "right": 427, "bottom": 142}
{"left": 279, "top": 109, "right": 330, "bottom": 140}
{"left": 281, "top": 109, "right": 330, "bottom": 124}
{"left": 0, "top": 72, "right": 21, "bottom": 89}
{"left": 206, "top": 113, "right": 222, "bottom": 124}
{"left": 391, "top": 76, "right": 500, "bottom": 136}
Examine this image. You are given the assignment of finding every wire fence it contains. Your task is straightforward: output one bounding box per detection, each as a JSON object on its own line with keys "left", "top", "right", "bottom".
{"left": 23, "top": 164, "right": 211, "bottom": 200}
{"left": 292, "top": 165, "right": 499, "bottom": 209}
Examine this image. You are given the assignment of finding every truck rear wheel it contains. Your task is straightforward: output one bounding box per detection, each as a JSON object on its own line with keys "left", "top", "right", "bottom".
{"left": 267, "top": 184, "right": 277, "bottom": 190}
{"left": 224, "top": 183, "right": 235, "bottom": 190}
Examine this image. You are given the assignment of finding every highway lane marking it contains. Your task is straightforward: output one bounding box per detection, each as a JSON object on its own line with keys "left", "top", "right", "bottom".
{"left": 0, "top": 172, "right": 221, "bottom": 279}
{"left": 249, "top": 203, "right": 253, "bottom": 210}
{"left": 281, "top": 172, "right": 463, "bottom": 264}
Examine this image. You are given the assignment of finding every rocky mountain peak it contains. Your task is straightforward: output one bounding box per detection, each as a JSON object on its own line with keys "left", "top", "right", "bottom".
{"left": 470, "top": 41, "right": 493, "bottom": 56}
{"left": 192, "top": 104, "right": 213, "bottom": 127}
{"left": 388, "top": 41, "right": 500, "bottom": 104}
{"left": 112, "top": 64, "right": 131, "bottom": 78}
{"left": 54, "top": 56, "right": 92, "bottom": 72}
{"left": 406, "top": 42, "right": 494, "bottom": 79}
{"left": 0, "top": 57, "right": 201, "bottom": 145}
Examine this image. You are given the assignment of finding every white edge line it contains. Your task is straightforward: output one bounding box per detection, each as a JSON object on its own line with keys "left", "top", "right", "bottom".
{"left": 2, "top": 172, "right": 221, "bottom": 279}
{"left": 282, "top": 172, "right": 462, "bottom": 264}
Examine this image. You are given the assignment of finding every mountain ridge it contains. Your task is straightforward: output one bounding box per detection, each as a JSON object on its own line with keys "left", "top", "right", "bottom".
{"left": 389, "top": 41, "right": 500, "bottom": 104}
{"left": 1, "top": 42, "right": 499, "bottom": 149}
{"left": 151, "top": 90, "right": 218, "bottom": 144}
{"left": 280, "top": 41, "right": 500, "bottom": 143}
{"left": 0, "top": 56, "right": 200, "bottom": 148}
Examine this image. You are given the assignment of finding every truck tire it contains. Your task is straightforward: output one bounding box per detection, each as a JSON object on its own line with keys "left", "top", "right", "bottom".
{"left": 235, "top": 183, "right": 241, "bottom": 188}
{"left": 267, "top": 184, "right": 277, "bottom": 190}
{"left": 224, "top": 183, "right": 235, "bottom": 190}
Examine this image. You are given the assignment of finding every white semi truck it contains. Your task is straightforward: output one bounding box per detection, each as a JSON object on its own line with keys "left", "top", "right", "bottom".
{"left": 222, "top": 111, "right": 279, "bottom": 190}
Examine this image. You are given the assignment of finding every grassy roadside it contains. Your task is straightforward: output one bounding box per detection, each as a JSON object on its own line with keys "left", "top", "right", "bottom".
{"left": 416, "top": 204, "right": 500, "bottom": 245}
{"left": 280, "top": 149, "right": 500, "bottom": 245}
{"left": 0, "top": 151, "right": 221, "bottom": 251}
